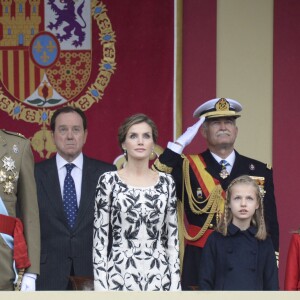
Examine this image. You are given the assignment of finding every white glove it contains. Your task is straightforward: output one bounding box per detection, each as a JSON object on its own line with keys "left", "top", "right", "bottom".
{"left": 21, "top": 273, "right": 36, "bottom": 291}
{"left": 176, "top": 117, "right": 205, "bottom": 148}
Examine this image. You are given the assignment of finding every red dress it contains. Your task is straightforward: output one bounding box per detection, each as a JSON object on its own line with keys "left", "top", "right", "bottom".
{"left": 284, "top": 233, "right": 300, "bottom": 290}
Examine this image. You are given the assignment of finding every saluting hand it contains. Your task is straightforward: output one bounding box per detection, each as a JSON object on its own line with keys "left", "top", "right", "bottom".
{"left": 176, "top": 116, "right": 205, "bottom": 148}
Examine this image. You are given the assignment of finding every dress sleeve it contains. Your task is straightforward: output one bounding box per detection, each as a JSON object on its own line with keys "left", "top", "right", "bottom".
{"left": 284, "top": 234, "right": 300, "bottom": 290}
{"left": 93, "top": 172, "right": 112, "bottom": 290}
{"left": 163, "top": 174, "right": 181, "bottom": 290}
{"left": 262, "top": 237, "right": 279, "bottom": 290}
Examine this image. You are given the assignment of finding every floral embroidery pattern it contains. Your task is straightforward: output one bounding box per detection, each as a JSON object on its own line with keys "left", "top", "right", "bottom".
{"left": 93, "top": 171, "right": 181, "bottom": 291}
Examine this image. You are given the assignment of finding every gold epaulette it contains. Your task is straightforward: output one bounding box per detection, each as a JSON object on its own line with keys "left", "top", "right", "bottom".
{"left": 267, "top": 163, "right": 272, "bottom": 170}
{"left": 2, "top": 129, "right": 26, "bottom": 139}
{"left": 153, "top": 159, "right": 173, "bottom": 174}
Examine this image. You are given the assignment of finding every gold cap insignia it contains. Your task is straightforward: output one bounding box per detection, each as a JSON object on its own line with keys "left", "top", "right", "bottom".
{"left": 215, "top": 98, "right": 230, "bottom": 112}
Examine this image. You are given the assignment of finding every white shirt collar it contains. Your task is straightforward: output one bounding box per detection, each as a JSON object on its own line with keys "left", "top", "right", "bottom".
{"left": 56, "top": 153, "right": 84, "bottom": 170}
{"left": 211, "top": 150, "right": 236, "bottom": 166}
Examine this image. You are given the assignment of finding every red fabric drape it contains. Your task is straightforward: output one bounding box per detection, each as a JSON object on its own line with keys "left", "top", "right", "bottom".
{"left": 182, "top": 0, "right": 216, "bottom": 153}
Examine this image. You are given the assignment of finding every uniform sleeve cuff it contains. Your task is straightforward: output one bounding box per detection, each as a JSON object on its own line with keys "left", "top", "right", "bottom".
{"left": 24, "top": 273, "right": 37, "bottom": 280}
{"left": 167, "top": 142, "right": 183, "bottom": 154}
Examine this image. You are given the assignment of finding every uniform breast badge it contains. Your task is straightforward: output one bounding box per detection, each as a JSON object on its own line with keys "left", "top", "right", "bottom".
{"left": 249, "top": 163, "right": 255, "bottom": 171}
{"left": 2, "top": 156, "right": 16, "bottom": 171}
{"left": 196, "top": 187, "right": 203, "bottom": 199}
{"left": 219, "top": 168, "right": 229, "bottom": 179}
{"left": 0, "top": 170, "right": 7, "bottom": 183}
{"left": 12, "top": 144, "right": 19, "bottom": 154}
{"left": 0, "top": 156, "right": 19, "bottom": 194}
{"left": 219, "top": 160, "right": 230, "bottom": 179}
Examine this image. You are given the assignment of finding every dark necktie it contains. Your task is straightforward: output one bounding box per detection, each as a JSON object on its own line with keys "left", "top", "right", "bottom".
{"left": 63, "top": 163, "right": 78, "bottom": 228}
{"left": 219, "top": 160, "right": 230, "bottom": 179}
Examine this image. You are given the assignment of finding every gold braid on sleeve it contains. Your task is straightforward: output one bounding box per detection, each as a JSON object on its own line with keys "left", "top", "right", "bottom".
{"left": 153, "top": 159, "right": 173, "bottom": 174}
{"left": 14, "top": 268, "right": 25, "bottom": 291}
{"left": 178, "top": 157, "right": 223, "bottom": 242}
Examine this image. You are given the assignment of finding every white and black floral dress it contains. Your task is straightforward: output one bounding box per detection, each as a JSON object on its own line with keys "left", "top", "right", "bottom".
{"left": 93, "top": 171, "right": 181, "bottom": 291}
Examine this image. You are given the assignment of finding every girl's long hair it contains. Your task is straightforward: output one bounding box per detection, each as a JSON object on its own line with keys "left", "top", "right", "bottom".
{"left": 217, "top": 175, "right": 267, "bottom": 240}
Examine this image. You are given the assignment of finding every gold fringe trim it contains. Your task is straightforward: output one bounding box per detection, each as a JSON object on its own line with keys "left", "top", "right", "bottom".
{"left": 181, "top": 157, "right": 224, "bottom": 242}
{"left": 14, "top": 268, "right": 25, "bottom": 291}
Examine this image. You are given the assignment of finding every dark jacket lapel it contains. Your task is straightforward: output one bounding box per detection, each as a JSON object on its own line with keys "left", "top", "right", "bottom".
{"left": 39, "top": 156, "right": 67, "bottom": 222}
{"left": 201, "top": 149, "right": 223, "bottom": 179}
{"left": 75, "top": 156, "right": 97, "bottom": 227}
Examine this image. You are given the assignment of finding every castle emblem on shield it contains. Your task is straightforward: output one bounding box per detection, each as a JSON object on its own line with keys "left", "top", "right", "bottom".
{"left": 0, "top": 0, "right": 116, "bottom": 158}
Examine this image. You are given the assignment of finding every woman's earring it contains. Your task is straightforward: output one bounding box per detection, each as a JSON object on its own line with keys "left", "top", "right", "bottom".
{"left": 123, "top": 149, "right": 127, "bottom": 157}
{"left": 149, "top": 148, "right": 157, "bottom": 160}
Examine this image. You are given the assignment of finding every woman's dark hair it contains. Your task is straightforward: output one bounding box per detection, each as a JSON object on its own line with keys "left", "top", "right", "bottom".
{"left": 118, "top": 113, "right": 158, "bottom": 150}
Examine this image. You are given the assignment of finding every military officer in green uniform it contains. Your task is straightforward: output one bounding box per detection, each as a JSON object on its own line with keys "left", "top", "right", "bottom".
{"left": 0, "top": 129, "right": 40, "bottom": 291}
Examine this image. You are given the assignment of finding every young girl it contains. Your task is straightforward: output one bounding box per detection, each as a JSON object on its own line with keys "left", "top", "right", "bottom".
{"left": 198, "top": 175, "right": 278, "bottom": 290}
{"left": 284, "top": 226, "right": 300, "bottom": 290}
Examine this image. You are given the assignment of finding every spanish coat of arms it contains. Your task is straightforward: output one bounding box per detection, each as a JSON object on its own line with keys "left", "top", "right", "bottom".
{"left": 0, "top": 0, "right": 116, "bottom": 158}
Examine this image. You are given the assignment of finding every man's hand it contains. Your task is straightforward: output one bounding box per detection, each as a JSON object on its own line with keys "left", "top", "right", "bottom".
{"left": 176, "top": 117, "right": 205, "bottom": 148}
{"left": 21, "top": 273, "right": 36, "bottom": 291}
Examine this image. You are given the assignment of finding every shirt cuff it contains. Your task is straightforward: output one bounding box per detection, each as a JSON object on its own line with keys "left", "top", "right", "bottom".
{"left": 24, "top": 273, "right": 37, "bottom": 280}
{"left": 167, "top": 142, "right": 183, "bottom": 154}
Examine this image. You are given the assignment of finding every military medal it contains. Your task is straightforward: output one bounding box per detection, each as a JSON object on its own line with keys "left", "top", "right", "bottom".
{"left": 1, "top": 156, "right": 18, "bottom": 194}
{"left": 0, "top": 170, "right": 7, "bottom": 183}
{"left": 4, "top": 181, "right": 14, "bottom": 194}
{"left": 219, "top": 168, "right": 229, "bottom": 179}
{"left": 197, "top": 187, "right": 203, "bottom": 199}
{"left": 13, "top": 144, "right": 19, "bottom": 154}
{"left": 2, "top": 156, "right": 16, "bottom": 171}
{"left": 219, "top": 160, "right": 229, "bottom": 179}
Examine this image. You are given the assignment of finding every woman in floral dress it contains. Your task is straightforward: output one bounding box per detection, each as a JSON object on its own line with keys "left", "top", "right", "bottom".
{"left": 93, "top": 114, "right": 181, "bottom": 291}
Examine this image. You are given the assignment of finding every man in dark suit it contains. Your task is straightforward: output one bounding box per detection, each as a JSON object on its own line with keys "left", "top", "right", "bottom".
{"left": 153, "top": 97, "right": 279, "bottom": 290}
{"left": 35, "top": 106, "right": 116, "bottom": 290}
